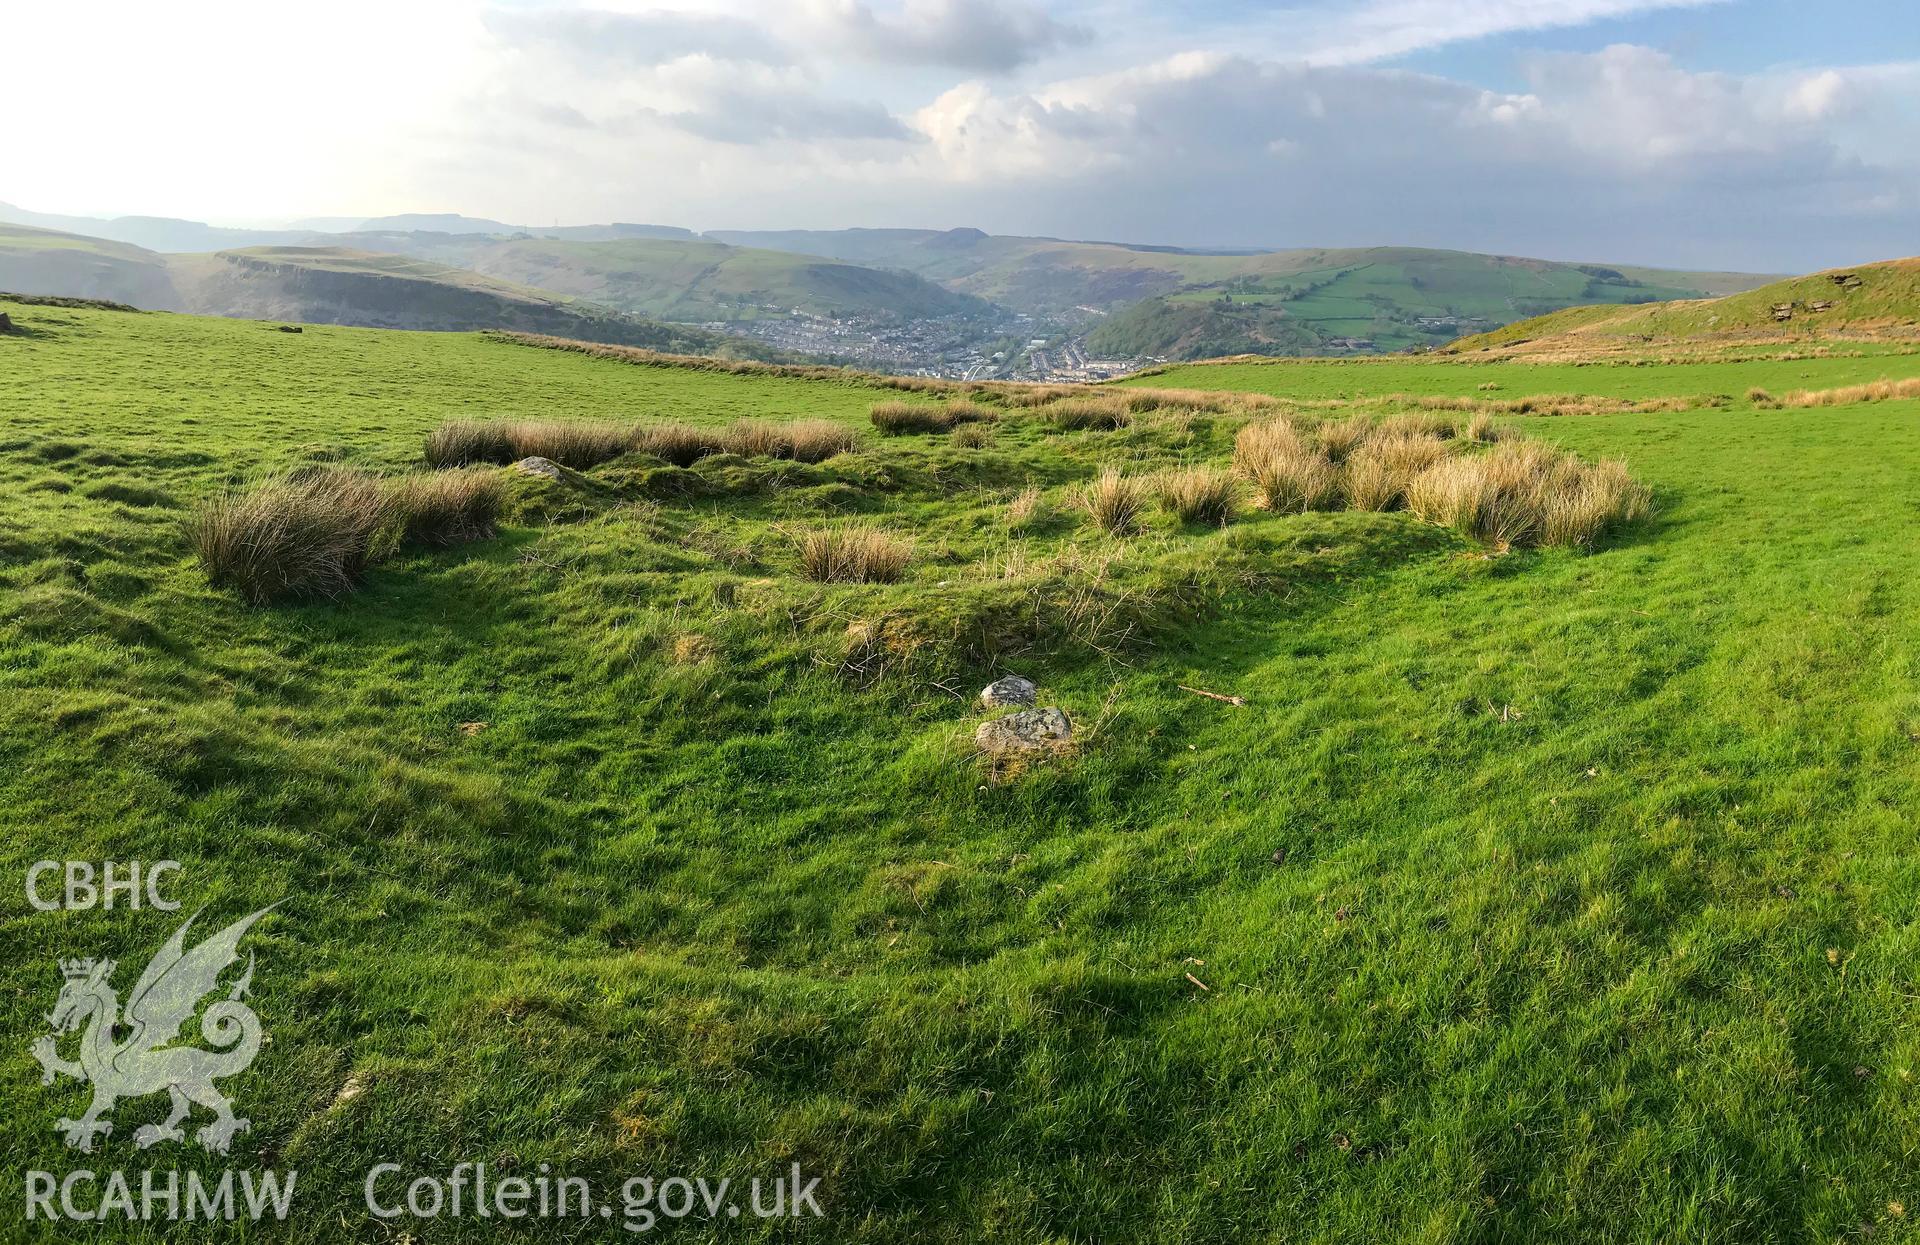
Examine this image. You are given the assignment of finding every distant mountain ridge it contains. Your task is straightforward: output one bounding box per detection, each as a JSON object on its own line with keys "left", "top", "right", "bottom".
{"left": 0, "top": 204, "right": 699, "bottom": 254}
{"left": 0, "top": 199, "right": 1788, "bottom": 361}
{"left": 336, "top": 232, "right": 990, "bottom": 323}
{"left": 705, "top": 229, "right": 1780, "bottom": 355}
{"left": 0, "top": 224, "right": 788, "bottom": 359}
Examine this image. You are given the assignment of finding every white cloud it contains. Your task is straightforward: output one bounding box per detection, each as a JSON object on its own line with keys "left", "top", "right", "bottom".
{"left": 1281, "top": 0, "right": 1732, "bottom": 65}
{"left": 808, "top": 0, "right": 1091, "bottom": 72}
{"left": 3, "top": 3, "right": 1916, "bottom": 271}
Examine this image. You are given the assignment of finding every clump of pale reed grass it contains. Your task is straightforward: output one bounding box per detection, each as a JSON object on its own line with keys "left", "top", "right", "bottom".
{"left": 870, "top": 400, "right": 997, "bottom": 435}
{"left": 1378, "top": 412, "right": 1458, "bottom": 441}
{"left": 1340, "top": 433, "right": 1450, "bottom": 511}
{"left": 192, "top": 469, "right": 393, "bottom": 604}
{"left": 1462, "top": 413, "right": 1505, "bottom": 443}
{"left": 633, "top": 423, "right": 726, "bottom": 467}
{"left": 385, "top": 469, "right": 503, "bottom": 547}
{"left": 1005, "top": 485, "right": 1044, "bottom": 531}
{"left": 1079, "top": 469, "right": 1148, "bottom": 534}
{"left": 1234, "top": 417, "right": 1338, "bottom": 512}
{"left": 778, "top": 419, "right": 858, "bottom": 463}
{"left": 1405, "top": 442, "right": 1650, "bottom": 549}
{"left": 1314, "top": 415, "right": 1373, "bottom": 462}
{"left": 1781, "top": 377, "right": 1920, "bottom": 407}
{"left": 424, "top": 419, "right": 632, "bottom": 470}
{"left": 1047, "top": 397, "right": 1132, "bottom": 431}
{"left": 795, "top": 525, "right": 914, "bottom": 583}
{"left": 1155, "top": 467, "right": 1239, "bottom": 526}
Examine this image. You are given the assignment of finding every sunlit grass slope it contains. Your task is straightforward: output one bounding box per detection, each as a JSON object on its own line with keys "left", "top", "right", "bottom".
{"left": 5, "top": 299, "right": 1920, "bottom": 1242}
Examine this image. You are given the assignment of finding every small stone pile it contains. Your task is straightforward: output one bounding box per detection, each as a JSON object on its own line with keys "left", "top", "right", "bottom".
{"left": 972, "top": 675, "right": 1073, "bottom": 757}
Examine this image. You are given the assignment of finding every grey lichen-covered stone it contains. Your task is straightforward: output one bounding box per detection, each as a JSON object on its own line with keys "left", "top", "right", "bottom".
{"left": 974, "top": 707, "right": 1072, "bottom": 755}
{"left": 979, "top": 675, "right": 1038, "bottom": 709}
{"left": 513, "top": 456, "right": 564, "bottom": 480}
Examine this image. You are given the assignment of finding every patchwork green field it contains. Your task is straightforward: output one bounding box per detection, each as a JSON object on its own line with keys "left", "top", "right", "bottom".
{"left": 6, "top": 299, "right": 1920, "bottom": 1242}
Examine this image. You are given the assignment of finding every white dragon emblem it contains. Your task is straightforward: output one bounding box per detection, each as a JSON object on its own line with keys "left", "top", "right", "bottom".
{"left": 30, "top": 904, "right": 278, "bottom": 1154}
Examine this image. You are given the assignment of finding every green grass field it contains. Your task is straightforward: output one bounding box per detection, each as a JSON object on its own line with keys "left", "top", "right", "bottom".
{"left": 1133, "top": 350, "right": 1920, "bottom": 401}
{"left": 7, "top": 299, "right": 1920, "bottom": 1242}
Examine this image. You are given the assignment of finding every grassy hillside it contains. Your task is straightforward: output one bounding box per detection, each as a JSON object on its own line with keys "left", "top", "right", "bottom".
{"left": 346, "top": 233, "right": 990, "bottom": 323}
{"left": 0, "top": 227, "right": 787, "bottom": 358}
{"left": 711, "top": 229, "right": 1776, "bottom": 328}
{"left": 8, "top": 299, "right": 1920, "bottom": 1240}
{"left": 0, "top": 222, "right": 178, "bottom": 306}
{"left": 1451, "top": 257, "right": 1920, "bottom": 356}
{"left": 1082, "top": 251, "right": 1770, "bottom": 357}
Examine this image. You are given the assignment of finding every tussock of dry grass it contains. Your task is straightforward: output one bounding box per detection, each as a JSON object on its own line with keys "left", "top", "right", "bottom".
{"left": 196, "top": 464, "right": 516, "bottom": 604}
{"left": 1156, "top": 467, "right": 1239, "bottom": 526}
{"left": 1315, "top": 415, "right": 1373, "bottom": 462}
{"left": 1341, "top": 433, "right": 1449, "bottom": 511}
{"left": 950, "top": 423, "right": 994, "bottom": 449}
{"left": 723, "top": 418, "right": 855, "bottom": 463}
{"left": 386, "top": 469, "right": 503, "bottom": 547}
{"left": 870, "top": 400, "right": 996, "bottom": 435}
{"left": 1005, "top": 486, "right": 1044, "bottom": 531}
{"left": 1121, "top": 386, "right": 1282, "bottom": 414}
{"left": 1407, "top": 442, "right": 1651, "bottom": 549}
{"left": 633, "top": 423, "right": 726, "bottom": 467}
{"left": 719, "top": 419, "right": 791, "bottom": 459}
{"left": 795, "top": 525, "right": 914, "bottom": 583}
{"left": 870, "top": 401, "right": 945, "bottom": 434}
{"left": 1079, "top": 469, "right": 1147, "bottom": 534}
{"left": 1004, "top": 385, "right": 1083, "bottom": 408}
{"left": 1379, "top": 412, "right": 1458, "bottom": 441}
{"left": 426, "top": 416, "right": 857, "bottom": 471}
{"left": 425, "top": 419, "right": 632, "bottom": 470}
{"left": 942, "top": 400, "right": 999, "bottom": 426}
{"left": 192, "top": 470, "right": 393, "bottom": 604}
{"left": 1233, "top": 417, "right": 1307, "bottom": 463}
{"left": 1234, "top": 418, "right": 1339, "bottom": 512}
{"left": 1781, "top": 377, "right": 1920, "bottom": 407}
{"left": 1463, "top": 413, "right": 1503, "bottom": 443}
{"left": 1048, "top": 397, "right": 1133, "bottom": 431}
{"left": 784, "top": 420, "right": 858, "bottom": 462}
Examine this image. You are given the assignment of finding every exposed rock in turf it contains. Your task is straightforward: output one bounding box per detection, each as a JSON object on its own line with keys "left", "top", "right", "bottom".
{"left": 514, "top": 456, "right": 563, "bottom": 480}
{"left": 0, "top": 313, "right": 14, "bottom": 334}
{"left": 979, "top": 675, "right": 1038, "bottom": 709}
{"left": 975, "top": 707, "right": 1072, "bottom": 755}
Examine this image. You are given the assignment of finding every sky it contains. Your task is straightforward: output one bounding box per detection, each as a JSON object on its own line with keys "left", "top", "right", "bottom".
{"left": 3, "top": 0, "right": 1917, "bottom": 271}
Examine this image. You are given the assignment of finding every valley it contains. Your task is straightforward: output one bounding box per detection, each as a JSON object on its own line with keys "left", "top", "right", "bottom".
{"left": 1, "top": 204, "right": 1780, "bottom": 378}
